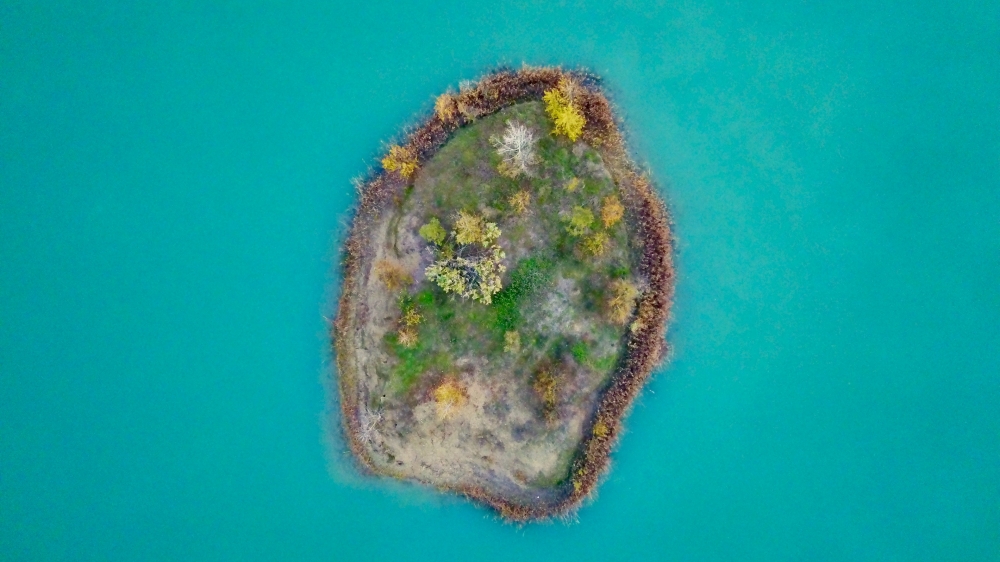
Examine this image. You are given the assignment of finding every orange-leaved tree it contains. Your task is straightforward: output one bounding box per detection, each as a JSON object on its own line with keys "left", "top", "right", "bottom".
{"left": 601, "top": 195, "right": 624, "bottom": 228}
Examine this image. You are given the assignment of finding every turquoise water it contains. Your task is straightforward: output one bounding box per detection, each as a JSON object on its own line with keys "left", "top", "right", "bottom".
{"left": 2, "top": 1, "right": 998, "bottom": 559}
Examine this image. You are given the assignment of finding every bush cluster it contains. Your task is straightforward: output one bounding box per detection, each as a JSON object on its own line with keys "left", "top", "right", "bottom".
{"left": 423, "top": 212, "right": 506, "bottom": 305}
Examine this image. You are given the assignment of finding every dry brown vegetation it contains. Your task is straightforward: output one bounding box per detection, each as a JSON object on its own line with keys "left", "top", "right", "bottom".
{"left": 607, "top": 279, "right": 640, "bottom": 325}
{"left": 532, "top": 369, "right": 559, "bottom": 422}
{"left": 396, "top": 327, "right": 418, "bottom": 349}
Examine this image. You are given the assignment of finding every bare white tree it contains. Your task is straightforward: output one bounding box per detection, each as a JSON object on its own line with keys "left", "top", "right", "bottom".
{"left": 357, "top": 407, "right": 383, "bottom": 447}
{"left": 490, "top": 120, "right": 538, "bottom": 177}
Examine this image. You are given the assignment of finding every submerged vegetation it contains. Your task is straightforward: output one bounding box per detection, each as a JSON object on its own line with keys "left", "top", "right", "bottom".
{"left": 335, "top": 67, "right": 674, "bottom": 522}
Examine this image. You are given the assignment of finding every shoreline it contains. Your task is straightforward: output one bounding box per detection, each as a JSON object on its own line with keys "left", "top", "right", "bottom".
{"left": 332, "top": 66, "right": 675, "bottom": 521}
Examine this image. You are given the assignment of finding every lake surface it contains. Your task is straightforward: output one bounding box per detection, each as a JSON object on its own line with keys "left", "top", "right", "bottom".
{"left": 2, "top": 1, "right": 998, "bottom": 560}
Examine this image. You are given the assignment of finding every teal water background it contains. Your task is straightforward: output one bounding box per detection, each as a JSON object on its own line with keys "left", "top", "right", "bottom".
{"left": 2, "top": 2, "right": 998, "bottom": 560}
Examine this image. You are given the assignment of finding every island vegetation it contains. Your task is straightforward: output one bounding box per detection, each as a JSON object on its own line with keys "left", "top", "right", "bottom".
{"left": 333, "top": 66, "right": 674, "bottom": 521}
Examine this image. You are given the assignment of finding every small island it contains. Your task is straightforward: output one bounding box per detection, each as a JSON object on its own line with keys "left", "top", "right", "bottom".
{"left": 333, "top": 67, "right": 674, "bottom": 521}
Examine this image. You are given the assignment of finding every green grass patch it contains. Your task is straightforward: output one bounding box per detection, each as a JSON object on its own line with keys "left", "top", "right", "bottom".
{"left": 492, "top": 256, "right": 555, "bottom": 334}
{"left": 583, "top": 178, "right": 603, "bottom": 196}
{"left": 553, "top": 148, "right": 573, "bottom": 176}
{"left": 592, "top": 353, "right": 618, "bottom": 372}
{"left": 569, "top": 337, "right": 619, "bottom": 372}
{"left": 571, "top": 340, "right": 589, "bottom": 364}
{"left": 384, "top": 294, "right": 455, "bottom": 391}
{"left": 609, "top": 264, "right": 631, "bottom": 279}
{"left": 385, "top": 333, "right": 430, "bottom": 391}
{"left": 388, "top": 350, "right": 451, "bottom": 393}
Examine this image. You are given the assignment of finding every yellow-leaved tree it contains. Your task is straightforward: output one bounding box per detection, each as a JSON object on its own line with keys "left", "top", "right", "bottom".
{"left": 418, "top": 217, "right": 447, "bottom": 245}
{"left": 582, "top": 232, "right": 610, "bottom": 256}
{"left": 543, "top": 78, "right": 586, "bottom": 141}
{"left": 508, "top": 190, "right": 530, "bottom": 215}
{"left": 433, "top": 379, "right": 468, "bottom": 419}
{"left": 382, "top": 145, "right": 418, "bottom": 178}
{"left": 453, "top": 210, "right": 487, "bottom": 245}
{"left": 434, "top": 93, "right": 457, "bottom": 122}
{"left": 565, "top": 206, "right": 595, "bottom": 237}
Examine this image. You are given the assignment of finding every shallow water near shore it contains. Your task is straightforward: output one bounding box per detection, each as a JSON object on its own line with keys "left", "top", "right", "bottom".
{"left": 2, "top": 1, "right": 998, "bottom": 560}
